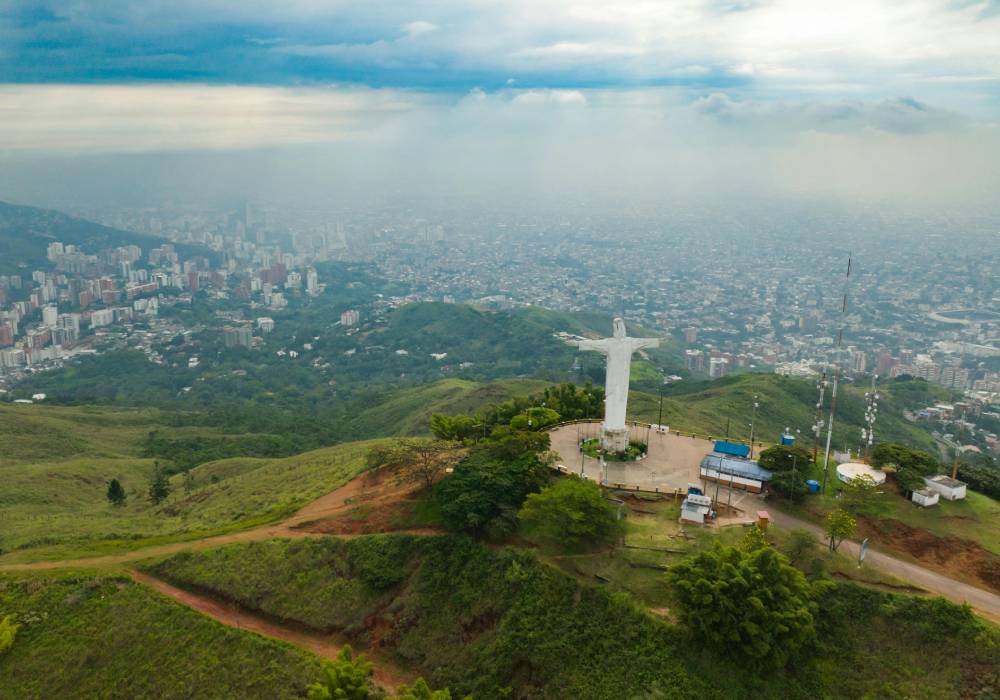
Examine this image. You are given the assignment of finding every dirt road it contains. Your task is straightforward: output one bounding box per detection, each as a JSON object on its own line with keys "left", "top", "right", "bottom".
{"left": 130, "top": 570, "right": 411, "bottom": 692}
{"left": 766, "top": 507, "right": 1000, "bottom": 624}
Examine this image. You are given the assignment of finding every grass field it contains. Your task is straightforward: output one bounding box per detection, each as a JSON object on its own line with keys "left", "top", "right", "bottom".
{"left": 0, "top": 441, "right": 376, "bottom": 563}
{"left": 0, "top": 572, "right": 325, "bottom": 698}
{"left": 145, "top": 533, "right": 1000, "bottom": 700}
{"left": 0, "top": 403, "right": 164, "bottom": 465}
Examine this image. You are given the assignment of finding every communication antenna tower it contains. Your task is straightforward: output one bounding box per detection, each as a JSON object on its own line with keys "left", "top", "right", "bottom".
{"left": 812, "top": 371, "right": 827, "bottom": 463}
{"left": 821, "top": 253, "right": 852, "bottom": 494}
{"left": 860, "top": 373, "right": 879, "bottom": 461}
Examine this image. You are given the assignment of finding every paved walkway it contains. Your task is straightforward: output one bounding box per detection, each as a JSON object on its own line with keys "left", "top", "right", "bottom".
{"left": 765, "top": 507, "right": 1000, "bottom": 624}
{"left": 548, "top": 421, "right": 707, "bottom": 493}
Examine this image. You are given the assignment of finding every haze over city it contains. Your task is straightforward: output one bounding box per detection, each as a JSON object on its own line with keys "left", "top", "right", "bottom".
{"left": 1, "top": 3, "right": 1000, "bottom": 700}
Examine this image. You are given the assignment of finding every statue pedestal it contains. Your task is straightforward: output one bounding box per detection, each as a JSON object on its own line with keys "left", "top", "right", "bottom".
{"left": 601, "top": 426, "right": 629, "bottom": 453}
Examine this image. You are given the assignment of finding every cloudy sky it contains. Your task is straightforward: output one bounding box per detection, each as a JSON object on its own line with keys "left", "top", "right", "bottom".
{"left": 2, "top": 0, "right": 999, "bottom": 207}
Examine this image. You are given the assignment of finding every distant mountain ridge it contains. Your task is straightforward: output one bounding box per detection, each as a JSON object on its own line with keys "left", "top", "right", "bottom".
{"left": 0, "top": 199, "right": 208, "bottom": 273}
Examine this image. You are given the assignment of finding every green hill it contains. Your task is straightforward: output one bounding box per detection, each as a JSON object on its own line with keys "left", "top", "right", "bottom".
{"left": 0, "top": 573, "right": 325, "bottom": 699}
{"left": 628, "top": 374, "right": 945, "bottom": 453}
{"left": 0, "top": 440, "right": 375, "bottom": 563}
{"left": 0, "top": 199, "right": 211, "bottom": 274}
{"left": 146, "top": 534, "right": 1000, "bottom": 700}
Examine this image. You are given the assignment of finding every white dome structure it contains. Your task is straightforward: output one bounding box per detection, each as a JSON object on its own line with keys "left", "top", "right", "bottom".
{"left": 836, "top": 462, "right": 886, "bottom": 486}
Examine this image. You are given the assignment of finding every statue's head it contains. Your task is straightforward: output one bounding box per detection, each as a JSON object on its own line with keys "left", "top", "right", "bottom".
{"left": 612, "top": 317, "right": 626, "bottom": 338}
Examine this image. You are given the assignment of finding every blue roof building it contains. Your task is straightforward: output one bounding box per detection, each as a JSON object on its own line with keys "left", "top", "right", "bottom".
{"left": 713, "top": 440, "right": 751, "bottom": 458}
{"left": 700, "top": 453, "right": 773, "bottom": 482}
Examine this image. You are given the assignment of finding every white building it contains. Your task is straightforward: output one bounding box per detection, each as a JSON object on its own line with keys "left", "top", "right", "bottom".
{"left": 340, "top": 309, "right": 360, "bottom": 327}
{"left": 257, "top": 317, "right": 275, "bottom": 333}
{"left": 90, "top": 308, "right": 115, "bottom": 328}
{"left": 923, "top": 474, "right": 967, "bottom": 501}
{"left": 680, "top": 493, "right": 713, "bottom": 524}
{"left": 911, "top": 488, "right": 940, "bottom": 508}
{"left": 42, "top": 305, "right": 59, "bottom": 328}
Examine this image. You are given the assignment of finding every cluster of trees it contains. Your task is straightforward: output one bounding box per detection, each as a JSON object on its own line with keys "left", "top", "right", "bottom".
{"left": 306, "top": 645, "right": 457, "bottom": 699}
{"left": 958, "top": 453, "right": 1000, "bottom": 500}
{"left": 870, "top": 442, "right": 940, "bottom": 494}
{"left": 378, "top": 398, "right": 622, "bottom": 552}
{"left": 758, "top": 444, "right": 813, "bottom": 502}
{"left": 667, "top": 529, "right": 821, "bottom": 669}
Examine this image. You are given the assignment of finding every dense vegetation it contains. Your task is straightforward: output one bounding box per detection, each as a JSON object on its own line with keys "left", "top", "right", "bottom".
{"left": 146, "top": 534, "right": 1000, "bottom": 699}
{"left": 0, "top": 573, "right": 326, "bottom": 698}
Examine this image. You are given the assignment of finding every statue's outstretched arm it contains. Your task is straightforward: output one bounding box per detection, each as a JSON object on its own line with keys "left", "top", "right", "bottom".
{"left": 631, "top": 338, "right": 661, "bottom": 351}
{"left": 571, "top": 338, "right": 611, "bottom": 353}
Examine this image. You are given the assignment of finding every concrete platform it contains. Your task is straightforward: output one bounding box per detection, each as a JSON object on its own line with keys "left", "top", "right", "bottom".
{"left": 548, "top": 421, "right": 710, "bottom": 494}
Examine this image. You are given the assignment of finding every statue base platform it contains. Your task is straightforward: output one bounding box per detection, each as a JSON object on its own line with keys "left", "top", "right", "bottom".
{"left": 600, "top": 426, "right": 629, "bottom": 453}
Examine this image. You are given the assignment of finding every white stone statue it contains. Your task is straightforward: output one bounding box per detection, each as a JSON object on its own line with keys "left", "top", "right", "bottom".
{"left": 570, "top": 318, "right": 660, "bottom": 452}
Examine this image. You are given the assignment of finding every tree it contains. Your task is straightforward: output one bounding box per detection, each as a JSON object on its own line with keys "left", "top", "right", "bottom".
{"left": 509, "top": 407, "right": 561, "bottom": 432}
{"left": 183, "top": 470, "right": 196, "bottom": 493}
{"left": 306, "top": 645, "right": 373, "bottom": 700}
{"left": 770, "top": 470, "right": 808, "bottom": 502}
{"left": 0, "top": 615, "right": 18, "bottom": 657}
{"left": 825, "top": 508, "right": 856, "bottom": 552}
{"left": 485, "top": 425, "right": 550, "bottom": 461}
{"left": 366, "top": 439, "right": 461, "bottom": 489}
{"left": 842, "top": 474, "right": 879, "bottom": 513}
{"left": 429, "top": 413, "right": 482, "bottom": 442}
{"left": 758, "top": 445, "right": 813, "bottom": 472}
{"left": 668, "top": 543, "right": 817, "bottom": 669}
{"left": 437, "top": 448, "right": 549, "bottom": 538}
{"left": 537, "top": 382, "right": 604, "bottom": 420}
{"left": 148, "top": 466, "right": 171, "bottom": 505}
{"left": 518, "top": 476, "right": 622, "bottom": 551}
{"left": 106, "top": 478, "right": 127, "bottom": 507}
{"left": 394, "top": 678, "right": 455, "bottom": 700}
{"left": 870, "top": 443, "right": 938, "bottom": 475}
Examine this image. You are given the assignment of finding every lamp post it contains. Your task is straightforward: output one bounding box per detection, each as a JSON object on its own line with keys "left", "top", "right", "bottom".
{"left": 748, "top": 394, "right": 760, "bottom": 459}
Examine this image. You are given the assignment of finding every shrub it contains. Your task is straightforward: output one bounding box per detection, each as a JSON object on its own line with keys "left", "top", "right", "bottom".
{"left": 519, "top": 476, "right": 623, "bottom": 551}
{"left": 668, "top": 543, "right": 817, "bottom": 669}
{"left": 0, "top": 614, "right": 19, "bottom": 656}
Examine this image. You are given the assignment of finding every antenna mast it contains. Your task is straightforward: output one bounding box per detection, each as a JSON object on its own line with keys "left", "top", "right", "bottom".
{"left": 812, "top": 370, "right": 827, "bottom": 464}
{"left": 860, "top": 373, "right": 879, "bottom": 462}
{"left": 821, "top": 253, "right": 852, "bottom": 494}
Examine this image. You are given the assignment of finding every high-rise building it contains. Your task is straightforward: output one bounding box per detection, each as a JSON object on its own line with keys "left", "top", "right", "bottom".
{"left": 306, "top": 268, "right": 319, "bottom": 296}
{"left": 223, "top": 326, "right": 253, "bottom": 348}
{"left": 709, "top": 356, "right": 729, "bottom": 379}
{"left": 42, "top": 305, "right": 58, "bottom": 328}
{"left": 340, "top": 309, "right": 360, "bottom": 327}
{"left": 683, "top": 327, "right": 698, "bottom": 344}
{"left": 685, "top": 349, "right": 704, "bottom": 373}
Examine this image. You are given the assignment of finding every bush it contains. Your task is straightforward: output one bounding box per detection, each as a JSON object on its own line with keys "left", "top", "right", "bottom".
{"left": 668, "top": 543, "right": 818, "bottom": 669}
{"left": 437, "top": 448, "right": 549, "bottom": 537}
{"left": 669, "top": 543, "right": 816, "bottom": 668}
{"left": 519, "top": 476, "right": 623, "bottom": 551}
{"left": 758, "top": 445, "right": 813, "bottom": 472}
{"left": 0, "top": 614, "right": 19, "bottom": 656}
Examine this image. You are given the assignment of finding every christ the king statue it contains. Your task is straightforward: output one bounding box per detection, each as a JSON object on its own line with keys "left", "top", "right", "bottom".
{"left": 570, "top": 318, "right": 660, "bottom": 452}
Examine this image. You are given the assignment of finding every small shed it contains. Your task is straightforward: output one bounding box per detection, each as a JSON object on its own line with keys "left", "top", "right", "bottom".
{"left": 700, "top": 453, "right": 773, "bottom": 494}
{"left": 756, "top": 510, "right": 770, "bottom": 529}
{"left": 911, "top": 488, "right": 939, "bottom": 508}
{"left": 923, "top": 474, "right": 967, "bottom": 501}
{"left": 681, "top": 494, "right": 713, "bottom": 524}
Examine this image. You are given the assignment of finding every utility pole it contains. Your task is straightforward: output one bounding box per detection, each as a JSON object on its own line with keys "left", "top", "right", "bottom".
{"left": 748, "top": 394, "right": 760, "bottom": 459}
{"left": 812, "top": 372, "right": 827, "bottom": 464}
{"left": 657, "top": 379, "right": 665, "bottom": 430}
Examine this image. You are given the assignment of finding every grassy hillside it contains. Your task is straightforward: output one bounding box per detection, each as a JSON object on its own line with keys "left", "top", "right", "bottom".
{"left": 0, "top": 573, "right": 325, "bottom": 698}
{"left": 346, "top": 377, "right": 551, "bottom": 438}
{"left": 146, "top": 535, "right": 1000, "bottom": 700}
{"left": 0, "top": 199, "right": 210, "bottom": 274}
{"left": 0, "top": 403, "right": 164, "bottom": 466}
{"left": 0, "top": 441, "right": 375, "bottom": 563}
{"left": 628, "top": 374, "right": 943, "bottom": 452}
